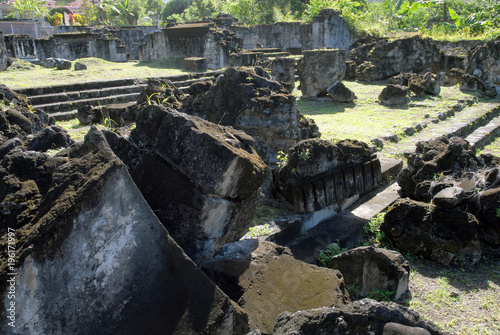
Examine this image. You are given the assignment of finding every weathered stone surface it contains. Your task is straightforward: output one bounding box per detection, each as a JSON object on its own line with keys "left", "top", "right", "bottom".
{"left": 77, "top": 105, "right": 103, "bottom": 125}
{"left": 379, "top": 84, "right": 410, "bottom": 106}
{"left": 56, "top": 58, "right": 72, "bottom": 70}
{"left": 0, "top": 127, "right": 249, "bottom": 334}
{"left": 441, "top": 68, "right": 464, "bottom": 86}
{"left": 381, "top": 198, "right": 482, "bottom": 265}
{"left": 460, "top": 73, "right": 483, "bottom": 92}
{"left": 273, "top": 138, "right": 379, "bottom": 213}
{"left": 383, "top": 322, "right": 432, "bottom": 335}
{"left": 259, "top": 57, "right": 296, "bottom": 93}
{"left": 465, "top": 39, "right": 500, "bottom": 84}
{"left": 26, "top": 125, "right": 74, "bottom": 152}
{"left": 397, "top": 136, "right": 478, "bottom": 201}
{"left": 202, "top": 239, "right": 349, "bottom": 334}
{"left": 137, "top": 78, "right": 184, "bottom": 110}
{"left": 349, "top": 36, "right": 442, "bottom": 81}
{"left": 432, "top": 186, "right": 464, "bottom": 208}
{"left": 74, "top": 61, "right": 88, "bottom": 71}
{"left": 297, "top": 49, "right": 347, "bottom": 98}
{"left": 356, "top": 61, "right": 384, "bottom": 81}
{"left": 470, "top": 186, "right": 500, "bottom": 246}
{"left": 327, "top": 81, "right": 357, "bottom": 102}
{"left": 327, "top": 246, "right": 410, "bottom": 299}
{"left": 408, "top": 72, "right": 441, "bottom": 96}
{"left": 113, "top": 105, "right": 269, "bottom": 262}
{"left": 0, "top": 32, "right": 11, "bottom": 71}
{"left": 44, "top": 57, "right": 57, "bottom": 68}
{"left": 182, "top": 67, "right": 320, "bottom": 162}
{"left": 273, "top": 299, "right": 449, "bottom": 335}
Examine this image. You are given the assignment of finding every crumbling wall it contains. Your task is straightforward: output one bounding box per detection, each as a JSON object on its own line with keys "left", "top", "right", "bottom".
{"left": 230, "top": 9, "right": 353, "bottom": 51}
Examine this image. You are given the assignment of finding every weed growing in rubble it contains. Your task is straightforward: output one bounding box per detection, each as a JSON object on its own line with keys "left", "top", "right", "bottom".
{"left": 276, "top": 150, "right": 288, "bottom": 167}
{"left": 318, "top": 241, "right": 347, "bottom": 266}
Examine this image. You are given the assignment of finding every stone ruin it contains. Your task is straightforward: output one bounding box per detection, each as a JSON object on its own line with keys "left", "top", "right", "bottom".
{"left": 273, "top": 138, "right": 381, "bottom": 230}
{"left": 384, "top": 136, "right": 500, "bottom": 264}
{"left": 182, "top": 67, "right": 320, "bottom": 163}
{"left": 0, "top": 60, "right": 461, "bottom": 333}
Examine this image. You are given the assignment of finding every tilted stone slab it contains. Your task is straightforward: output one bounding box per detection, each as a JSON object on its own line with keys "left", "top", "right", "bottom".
{"left": 0, "top": 128, "right": 248, "bottom": 334}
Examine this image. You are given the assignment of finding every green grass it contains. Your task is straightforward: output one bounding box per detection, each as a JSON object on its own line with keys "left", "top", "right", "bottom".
{"left": 56, "top": 118, "right": 106, "bottom": 142}
{"left": 477, "top": 135, "right": 500, "bottom": 157}
{"left": 1, "top": 57, "right": 186, "bottom": 89}
{"left": 297, "top": 81, "right": 475, "bottom": 145}
{"left": 405, "top": 257, "right": 500, "bottom": 335}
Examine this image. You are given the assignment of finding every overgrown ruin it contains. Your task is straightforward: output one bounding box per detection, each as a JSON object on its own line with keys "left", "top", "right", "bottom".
{"left": 0, "top": 8, "right": 500, "bottom": 335}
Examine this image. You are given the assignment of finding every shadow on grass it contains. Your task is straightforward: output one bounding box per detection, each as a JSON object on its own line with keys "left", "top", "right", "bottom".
{"left": 297, "top": 99, "right": 355, "bottom": 115}
{"left": 133, "top": 57, "right": 185, "bottom": 70}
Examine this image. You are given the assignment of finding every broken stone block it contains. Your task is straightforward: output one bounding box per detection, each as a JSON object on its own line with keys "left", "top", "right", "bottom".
{"left": 356, "top": 61, "right": 384, "bottom": 81}
{"left": 379, "top": 84, "right": 410, "bottom": 106}
{"left": 432, "top": 186, "right": 465, "bottom": 209}
{"left": 326, "top": 246, "right": 410, "bottom": 299}
{"left": 0, "top": 127, "right": 248, "bottom": 334}
{"left": 74, "top": 61, "right": 88, "bottom": 71}
{"left": 465, "top": 39, "right": 500, "bottom": 84}
{"left": 297, "top": 49, "right": 347, "bottom": 98}
{"left": 56, "top": 58, "right": 72, "bottom": 70}
{"left": 44, "top": 57, "right": 56, "bottom": 68}
{"left": 349, "top": 36, "right": 442, "bottom": 80}
{"left": 381, "top": 198, "right": 482, "bottom": 265}
{"left": 121, "top": 105, "right": 268, "bottom": 262}
{"left": 26, "top": 125, "right": 73, "bottom": 152}
{"left": 460, "top": 73, "right": 483, "bottom": 92}
{"left": 273, "top": 299, "right": 448, "bottom": 335}
{"left": 273, "top": 138, "right": 380, "bottom": 216}
{"left": 182, "top": 67, "right": 320, "bottom": 163}
{"left": 258, "top": 56, "right": 296, "bottom": 93}
{"left": 183, "top": 56, "right": 207, "bottom": 72}
{"left": 326, "top": 81, "right": 357, "bottom": 102}
{"left": 201, "top": 239, "right": 349, "bottom": 334}
{"left": 470, "top": 186, "right": 500, "bottom": 246}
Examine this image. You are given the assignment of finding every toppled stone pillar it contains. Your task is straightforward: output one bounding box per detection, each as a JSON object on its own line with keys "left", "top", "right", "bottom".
{"left": 118, "top": 105, "right": 269, "bottom": 262}
{"left": 0, "top": 127, "right": 248, "bottom": 334}
{"left": 297, "top": 49, "right": 346, "bottom": 98}
{"left": 201, "top": 239, "right": 349, "bottom": 333}
{"left": 182, "top": 67, "right": 320, "bottom": 163}
{"left": 273, "top": 138, "right": 381, "bottom": 230}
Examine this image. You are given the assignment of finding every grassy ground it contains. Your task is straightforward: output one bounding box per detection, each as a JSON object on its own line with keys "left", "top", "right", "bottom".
{"left": 478, "top": 136, "right": 500, "bottom": 157}
{"left": 0, "top": 58, "right": 187, "bottom": 89}
{"left": 296, "top": 80, "right": 474, "bottom": 144}
{"left": 404, "top": 253, "right": 500, "bottom": 334}
{"left": 296, "top": 80, "right": 500, "bottom": 158}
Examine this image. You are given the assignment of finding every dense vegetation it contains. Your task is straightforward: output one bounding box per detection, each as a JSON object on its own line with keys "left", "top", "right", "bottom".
{"left": 9, "top": 0, "right": 500, "bottom": 40}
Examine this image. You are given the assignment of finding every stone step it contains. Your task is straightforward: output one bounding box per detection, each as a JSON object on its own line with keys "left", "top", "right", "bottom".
{"left": 51, "top": 110, "right": 78, "bottom": 122}
{"left": 465, "top": 113, "right": 500, "bottom": 150}
{"left": 36, "top": 92, "right": 140, "bottom": 114}
{"left": 14, "top": 71, "right": 220, "bottom": 96}
{"left": 28, "top": 84, "right": 147, "bottom": 106}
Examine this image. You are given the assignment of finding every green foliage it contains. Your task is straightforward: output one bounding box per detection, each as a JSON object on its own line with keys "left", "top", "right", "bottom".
{"left": 367, "top": 289, "right": 394, "bottom": 301}
{"left": 318, "top": 241, "right": 347, "bottom": 267}
{"left": 363, "top": 212, "right": 386, "bottom": 245}
{"left": 276, "top": 150, "right": 288, "bottom": 167}
{"left": 496, "top": 207, "right": 500, "bottom": 218}
{"left": 12, "top": 0, "right": 48, "bottom": 20}
{"left": 161, "top": 0, "right": 189, "bottom": 21}
{"left": 298, "top": 148, "right": 311, "bottom": 161}
{"left": 247, "top": 223, "right": 273, "bottom": 237}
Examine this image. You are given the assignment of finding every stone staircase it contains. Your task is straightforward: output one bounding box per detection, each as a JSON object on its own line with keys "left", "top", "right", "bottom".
{"left": 14, "top": 71, "right": 220, "bottom": 121}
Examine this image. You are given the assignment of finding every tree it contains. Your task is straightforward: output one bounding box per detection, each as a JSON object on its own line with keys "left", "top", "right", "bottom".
{"left": 161, "top": 0, "right": 189, "bottom": 22}
{"left": 12, "top": 0, "right": 48, "bottom": 20}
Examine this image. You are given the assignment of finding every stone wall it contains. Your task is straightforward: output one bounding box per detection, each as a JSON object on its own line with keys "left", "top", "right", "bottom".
{"left": 230, "top": 9, "right": 353, "bottom": 51}
{"left": 139, "top": 23, "right": 227, "bottom": 69}
{"left": 5, "top": 33, "right": 129, "bottom": 62}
